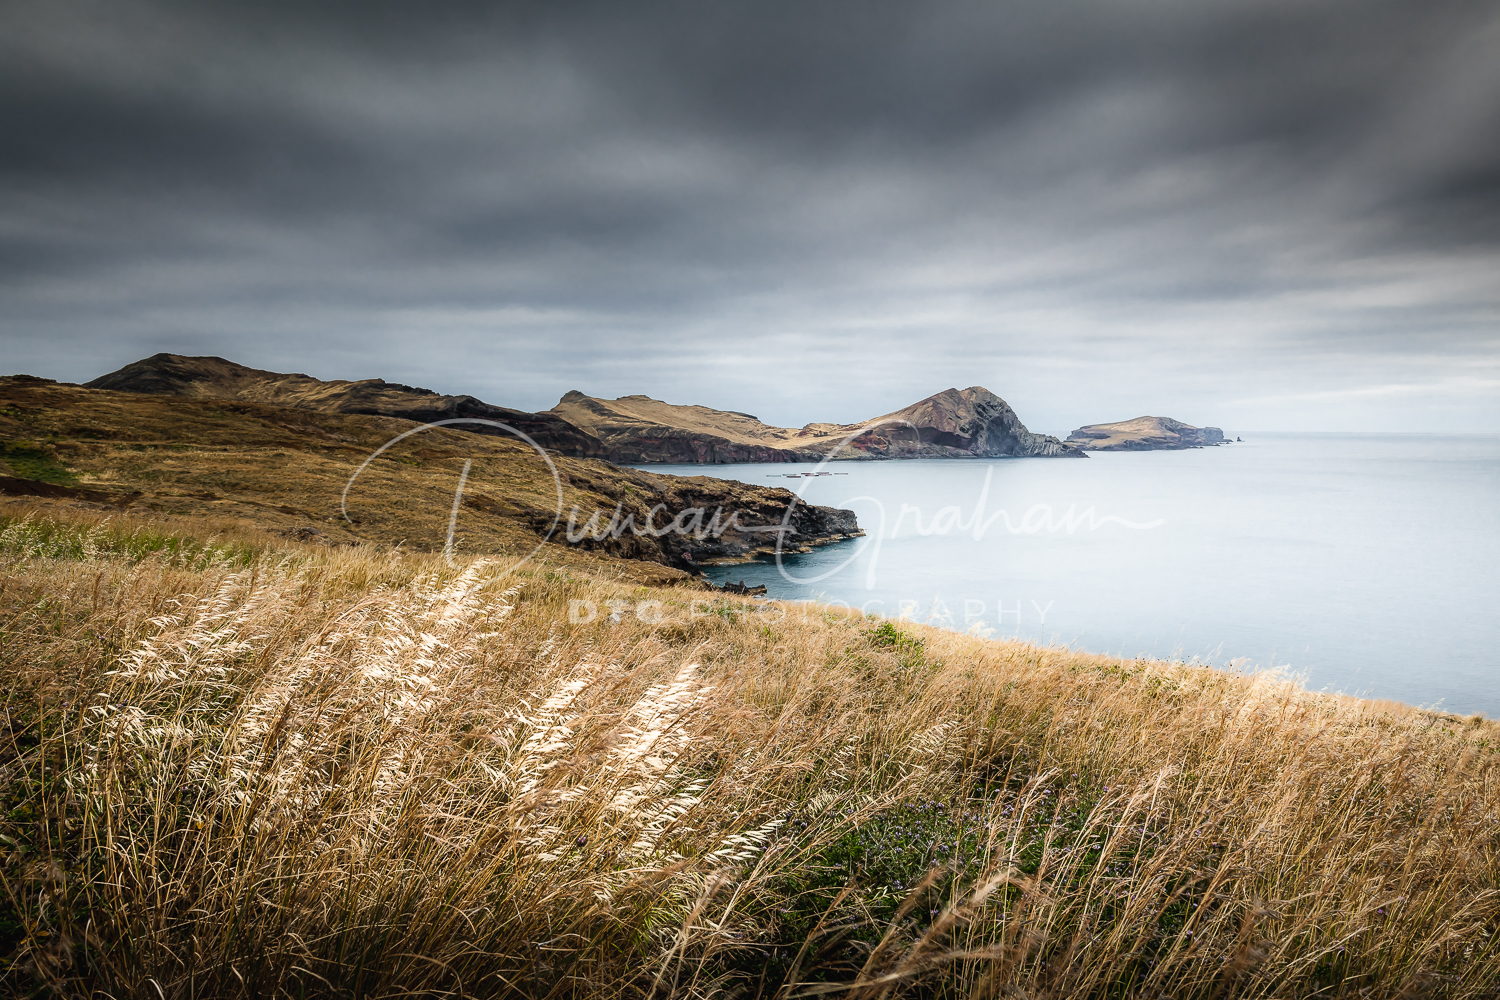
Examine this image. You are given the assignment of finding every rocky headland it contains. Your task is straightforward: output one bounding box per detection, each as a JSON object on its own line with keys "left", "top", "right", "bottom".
{"left": 1066, "top": 415, "right": 1226, "bottom": 451}
{"left": 549, "top": 385, "right": 1084, "bottom": 462}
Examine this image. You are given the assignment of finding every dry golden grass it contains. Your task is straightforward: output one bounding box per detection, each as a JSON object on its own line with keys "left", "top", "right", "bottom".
{"left": 1, "top": 510, "right": 1497, "bottom": 998}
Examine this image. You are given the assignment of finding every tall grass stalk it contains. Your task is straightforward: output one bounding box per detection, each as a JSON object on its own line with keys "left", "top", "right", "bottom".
{"left": 0, "top": 512, "right": 1496, "bottom": 997}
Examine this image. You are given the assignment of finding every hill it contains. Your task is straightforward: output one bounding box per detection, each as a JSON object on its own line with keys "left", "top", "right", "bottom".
{"left": 1067, "top": 415, "right": 1226, "bottom": 450}
{"left": 551, "top": 385, "right": 1085, "bottom": 462}
{"left": 87, "top": 355, "right": 1084, "bottom": 463}
{"left": 1, "top": 376, "right": 859, "bottom": 581}
{"left": 87, "top": 352, "right": 608, "bottom": 458}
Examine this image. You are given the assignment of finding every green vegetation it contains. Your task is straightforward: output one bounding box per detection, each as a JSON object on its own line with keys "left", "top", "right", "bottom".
{"left": 866, "top": 619, "right": 931, "bottom": 672}
{"left": 865, "top": 619, "right": 923, "bottom": 650}
{"left": 0, "top": 440, "right": 77, "bottom": 485}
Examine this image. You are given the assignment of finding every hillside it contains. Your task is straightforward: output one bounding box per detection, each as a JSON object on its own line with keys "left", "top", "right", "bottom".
{"left": 1067, "top": 415, "right": 1226, "bottom": 450}
{"left": 558, "top": 386, "right": 1086, "bottom": 464}
{"left": 0, "top": 376, "right": 860, "bottom": 581}
{"left": 4, "top": 375, "right": 1498, "bottom": 999}
{"left": 551, "top": 385, "right": 1084, "bottom": 462}
{"left": 87, "top": 355, "right": 1084, "bottom": 463}
{"left": 2, "top": 508, "right": 1496, "bottom": 997}
{"left": 87, "top": 353, "right": 609, "bottom": 458}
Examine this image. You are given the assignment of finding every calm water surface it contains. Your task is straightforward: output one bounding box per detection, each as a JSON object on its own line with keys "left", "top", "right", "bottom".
{"left": 639, "top": 434, "right": 1500, "bottom": 716}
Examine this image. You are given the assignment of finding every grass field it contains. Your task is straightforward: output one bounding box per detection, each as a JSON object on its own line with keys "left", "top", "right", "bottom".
{"left": 2, "top": 506, "right": 1497, "bottom": 998}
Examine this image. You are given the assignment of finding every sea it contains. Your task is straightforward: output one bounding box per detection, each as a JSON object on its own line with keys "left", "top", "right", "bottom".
{"left": 637, "top": 433, "right": 1500, "bottom": 717}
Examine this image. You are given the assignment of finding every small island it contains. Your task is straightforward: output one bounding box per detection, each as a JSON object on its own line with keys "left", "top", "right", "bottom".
{"left": 1067, "top": 415, "right": 1226, "bottom": 450}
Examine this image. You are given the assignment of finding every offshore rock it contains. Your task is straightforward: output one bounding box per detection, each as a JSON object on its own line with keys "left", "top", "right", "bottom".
{"left": 1066, "top": 416, "right": 1226, "bottom": 450}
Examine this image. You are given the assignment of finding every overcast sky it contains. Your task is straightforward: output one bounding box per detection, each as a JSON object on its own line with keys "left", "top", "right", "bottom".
{"left": 3, "top": 0, "right": 1498, "bottom": 434}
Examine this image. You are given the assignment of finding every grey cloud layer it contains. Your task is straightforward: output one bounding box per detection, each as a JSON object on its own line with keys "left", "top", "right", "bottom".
{"left": 2, "top": 0, "right": 1497, "bottom": 430}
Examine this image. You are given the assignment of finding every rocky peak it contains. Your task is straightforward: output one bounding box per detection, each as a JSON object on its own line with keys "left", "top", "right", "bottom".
{"left": 871, "top": 386, "right": 1083, "bottom": 458}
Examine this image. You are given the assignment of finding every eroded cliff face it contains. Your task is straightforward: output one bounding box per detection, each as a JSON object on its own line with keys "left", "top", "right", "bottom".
{"left": 1066, "top": 416, "right": 1226, "bottom": 451}
{"left": 849, "top": 387, "right": 1084, "bottom": 458}
{"left": 555, "top": 466, "right": 862, "bottom": 570}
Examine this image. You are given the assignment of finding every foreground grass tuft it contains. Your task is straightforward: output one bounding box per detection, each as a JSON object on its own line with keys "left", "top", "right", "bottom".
{"left": 0, "top": 512, "right": 1496, "bottom": 998}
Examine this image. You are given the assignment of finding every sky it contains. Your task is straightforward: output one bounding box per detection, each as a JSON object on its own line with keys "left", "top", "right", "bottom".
{"left": 2, "top": 0, "right": 1498, "bottom": 436}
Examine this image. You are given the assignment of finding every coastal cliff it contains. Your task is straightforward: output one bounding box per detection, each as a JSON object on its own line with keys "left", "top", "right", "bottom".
{"left": 550, "top": 385, "right": 1085, "bottom": 462}
{"left": 1067, "top": 415, "right": 1226, "bottom": 451}
{"left": 559, "top": 467, "right": 862, "bottom": 569}
{"left": 851, "top": 387, "right": 1084, "bottom": 459}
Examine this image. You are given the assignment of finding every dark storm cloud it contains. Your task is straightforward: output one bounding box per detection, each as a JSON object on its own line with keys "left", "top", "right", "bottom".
{"left": 1, "top": 0, "right": 1497, "bottom": 431}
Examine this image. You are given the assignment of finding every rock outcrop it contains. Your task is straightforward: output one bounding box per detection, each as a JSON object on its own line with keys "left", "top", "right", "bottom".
{"left": 1066, "top": 416, "right": 1226, "bottom": 451}
{"left": 557, "top": 466, "right": 864, "bottom": 570}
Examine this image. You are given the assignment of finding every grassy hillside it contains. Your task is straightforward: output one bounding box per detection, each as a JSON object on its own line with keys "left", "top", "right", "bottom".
{"left": 2, "top": 506, "right": 1497, "bottom": 998}
{"left": 0, "top": 375, "right": 621, "bottom": 564}
{"left": 0, "top": 377, "right": 860, "bottom": 585}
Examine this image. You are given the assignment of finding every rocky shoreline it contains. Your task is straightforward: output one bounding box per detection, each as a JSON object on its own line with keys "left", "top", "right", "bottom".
{"left": 555, "top": 466, "right": 864, "bottom": 574}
